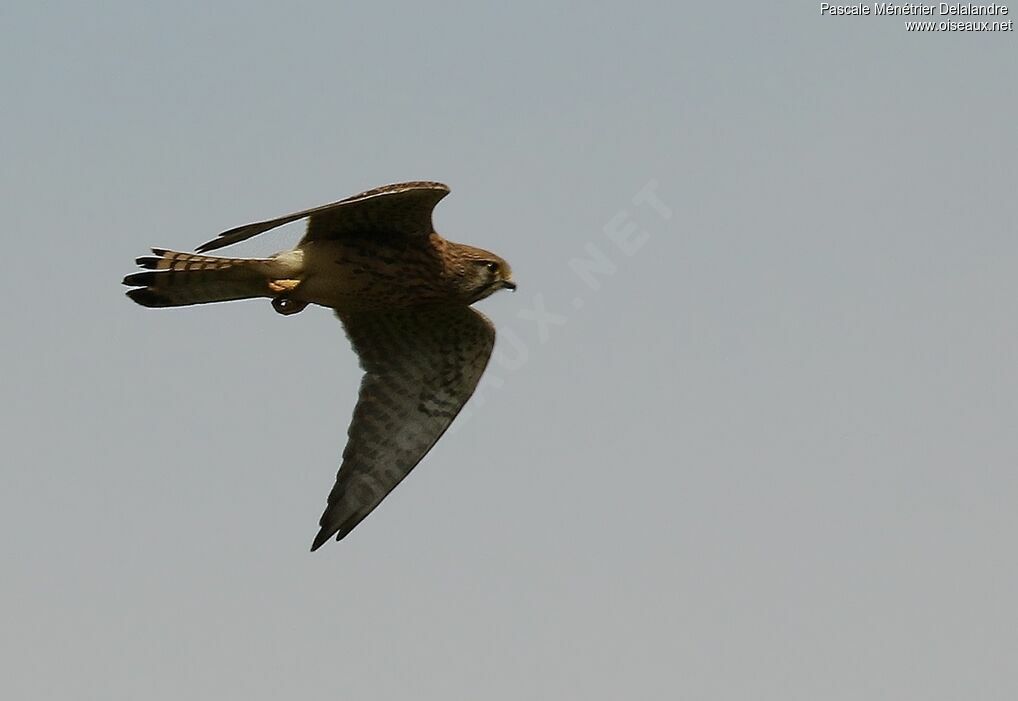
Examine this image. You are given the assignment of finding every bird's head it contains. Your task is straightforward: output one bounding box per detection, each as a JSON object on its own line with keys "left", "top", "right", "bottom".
{"left": 448, "top": 243, "right": 516, "bottom": 304}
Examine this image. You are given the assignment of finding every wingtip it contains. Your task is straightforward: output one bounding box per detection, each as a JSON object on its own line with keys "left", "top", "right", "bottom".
{"left": 125, "top": 287, "right": 169, "bottom": 307}
{"left": 194, "top": 237, "right": 227, "bottom": 254}
{"left": 123, "top": 271, "right": 156, "bottom": 287}
{"left": 310, "top": 523, "right": 350, "bottom": 551}
{"left": 310, "top": 528, "right": 333, "bottom": 552}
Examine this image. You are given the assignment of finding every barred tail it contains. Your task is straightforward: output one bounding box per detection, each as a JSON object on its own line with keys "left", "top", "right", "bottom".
{"left": 123, "top": 249, "right": 274, "bottom": 308}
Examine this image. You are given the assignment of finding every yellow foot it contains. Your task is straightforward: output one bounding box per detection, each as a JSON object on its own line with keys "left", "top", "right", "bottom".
{"left": 268, "top": 279, "right": 301, "bottom": 293}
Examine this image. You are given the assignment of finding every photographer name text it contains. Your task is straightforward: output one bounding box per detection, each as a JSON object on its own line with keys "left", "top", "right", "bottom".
{"left": 820, "top": 3, "right": 1008, "bottom": 15}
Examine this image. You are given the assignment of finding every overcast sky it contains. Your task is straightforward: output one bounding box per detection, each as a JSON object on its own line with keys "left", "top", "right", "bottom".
{"left": 2, "top": 2, "right": 1016, "bottom": 699}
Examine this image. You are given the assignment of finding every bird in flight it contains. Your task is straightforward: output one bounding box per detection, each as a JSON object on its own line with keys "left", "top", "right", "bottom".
{"left": 123, "top": 181, "right": 515, "bottom": 550}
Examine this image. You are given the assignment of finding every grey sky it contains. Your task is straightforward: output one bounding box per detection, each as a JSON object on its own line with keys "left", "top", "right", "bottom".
{"left": 3, "top": 2, "right": 1016, "bottom": 699}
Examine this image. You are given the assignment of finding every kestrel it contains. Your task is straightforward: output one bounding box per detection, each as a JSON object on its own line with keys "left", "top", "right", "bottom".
{"left": 123, "top": 182, "right": 515, "bottom": 550}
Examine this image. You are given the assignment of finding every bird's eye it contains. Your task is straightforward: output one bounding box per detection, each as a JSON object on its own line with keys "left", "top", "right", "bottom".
{"left": 484, "top": 261, "right": 499, "bottom": 274}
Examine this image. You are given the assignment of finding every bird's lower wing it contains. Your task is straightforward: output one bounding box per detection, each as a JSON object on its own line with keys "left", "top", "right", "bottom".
{"left": 311, "top": 305, "right": 495, "bottom": 550}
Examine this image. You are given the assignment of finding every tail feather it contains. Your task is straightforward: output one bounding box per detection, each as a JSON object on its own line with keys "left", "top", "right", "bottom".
{"left": 123, "top": 249, "right": 274, "bottom": 307}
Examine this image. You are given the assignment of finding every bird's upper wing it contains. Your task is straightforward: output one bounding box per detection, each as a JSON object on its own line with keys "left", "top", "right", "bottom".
{"left": 195, "top": 181, "right": 450, "bottom": 253}
{"left": 311, "top": 304, "right": 495, "bottom": 550}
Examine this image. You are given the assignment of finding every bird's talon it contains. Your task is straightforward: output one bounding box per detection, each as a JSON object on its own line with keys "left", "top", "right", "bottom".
{"left": 272, "top": 295, "right": 308, "bottom": 315}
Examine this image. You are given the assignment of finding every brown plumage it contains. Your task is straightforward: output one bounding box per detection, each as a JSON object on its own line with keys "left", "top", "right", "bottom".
{"left": 123, "top": 182, "right": 516, "bottom": 550}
